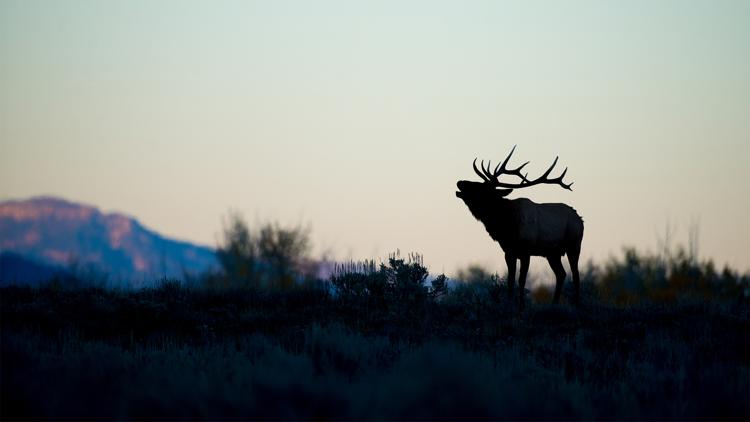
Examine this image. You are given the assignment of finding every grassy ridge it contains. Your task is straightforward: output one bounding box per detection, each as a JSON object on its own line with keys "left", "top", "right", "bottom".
{"left": 2, "top": 266, "right": 749, "bottom": 420}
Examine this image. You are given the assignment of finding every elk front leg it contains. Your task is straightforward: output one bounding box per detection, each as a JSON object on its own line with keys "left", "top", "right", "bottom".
{"left": 504, "top": 253, "right": 516, "bottom": 300}
{"left": 518, "top": 255, "right": 530, "bottom": 309}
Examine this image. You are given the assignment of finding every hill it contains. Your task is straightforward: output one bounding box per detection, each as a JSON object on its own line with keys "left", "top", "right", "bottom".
{"left": 0, "top": 252, "right": 69, "bottom": 286}
{"left": 0, "top": 196, "right": 217, "bottom": 284}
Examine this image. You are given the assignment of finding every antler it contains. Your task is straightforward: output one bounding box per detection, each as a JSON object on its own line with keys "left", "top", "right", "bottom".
{"left": 473, "top": 145, "right": 574, "bottom": 190}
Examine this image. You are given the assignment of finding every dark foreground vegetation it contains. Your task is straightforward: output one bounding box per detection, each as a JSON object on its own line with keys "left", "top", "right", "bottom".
{"left": 3, "top": 219, "right": 749, "bottom": 420}
{"left": 2, "top": 252, "right": 749, "bottom": 420}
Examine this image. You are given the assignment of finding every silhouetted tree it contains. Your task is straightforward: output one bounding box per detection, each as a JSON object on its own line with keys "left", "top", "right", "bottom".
{"left": 216, "top": 211, "right": 259, "bottom": 287}
{"left": 216, "top": 212, "right": 311, "bottom": 290}
{"left": 258, "top": 222, "right": 311, "bottom": 290}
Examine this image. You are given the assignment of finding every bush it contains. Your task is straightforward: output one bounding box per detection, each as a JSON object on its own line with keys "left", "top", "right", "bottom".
{"left": 214, "top": 212, "right": 313, "bottom": 290}
{"left": 331, "top": 253, "right": 447, "bottom": 306}
{"left": 597, "top": 246, "right": 749, "bottom": 306}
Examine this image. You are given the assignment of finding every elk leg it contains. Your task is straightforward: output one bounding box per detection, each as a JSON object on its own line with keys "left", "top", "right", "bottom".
{"left": 504, "top": 253, "right": 516, "bottom": 299}
{"left": 518, "top": 255, "right": 530, "bottom": 309}
{"left": 547, "top": 255, "right": 566, "bottom": 304}
{"left": 567, "top": 248, "right": 581, "bottom": 305}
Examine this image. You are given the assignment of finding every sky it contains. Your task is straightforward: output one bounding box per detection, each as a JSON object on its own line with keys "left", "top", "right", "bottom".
{"left": 1, "top": 0, "right": 749, "bottom": 278}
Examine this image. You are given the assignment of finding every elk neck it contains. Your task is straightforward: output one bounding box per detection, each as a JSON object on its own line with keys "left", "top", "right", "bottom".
{"left": 463, "top": 195, "right": 516, "bottom": 245}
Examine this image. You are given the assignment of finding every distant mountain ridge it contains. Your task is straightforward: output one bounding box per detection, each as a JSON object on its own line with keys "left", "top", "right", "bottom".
{"left": 0, "top": 196, "right": 218, "bottom": 284}
{"left": 0, "top": 252, "right": 69, "bottom": 286}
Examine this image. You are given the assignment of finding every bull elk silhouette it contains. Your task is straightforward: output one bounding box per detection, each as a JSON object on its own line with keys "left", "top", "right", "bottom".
{"left": 456, "top": 146, "right": 584, "bottom": 308}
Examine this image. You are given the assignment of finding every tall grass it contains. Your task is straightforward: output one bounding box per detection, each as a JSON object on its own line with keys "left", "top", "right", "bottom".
{"left": 2, "top": 247, "right": 748, "bottom": 420}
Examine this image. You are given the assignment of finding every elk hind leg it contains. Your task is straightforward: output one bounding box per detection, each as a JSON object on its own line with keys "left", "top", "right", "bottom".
{"left": 504, "top": 253, "right": 516, "bottom": 300}
{"left": 518, "top": 255, "right": 530, "bottom": 309}
{"left": 547, "top": 255, "right": 566, "bottom": 304}
{"left": 567, "top": 247, "right": 581, "bottom": 305}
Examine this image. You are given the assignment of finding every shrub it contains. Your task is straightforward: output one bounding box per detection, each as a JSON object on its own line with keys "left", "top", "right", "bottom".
{"left": 597, "top": 246, "right": 749, "bottom": 305}
{"left": 331, "top": 252, "right": 447, "bottom": 306}
{"left": 215, "top": 212, "right": 313, "bottom": 290}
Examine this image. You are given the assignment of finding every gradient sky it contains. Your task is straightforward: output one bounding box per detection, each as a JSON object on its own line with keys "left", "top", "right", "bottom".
{"left": 2, "top": 0, "right": 749, "bottom": 278}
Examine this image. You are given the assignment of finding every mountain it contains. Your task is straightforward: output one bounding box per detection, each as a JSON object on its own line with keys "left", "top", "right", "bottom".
{"left": 0, "top": 252, "right": 70, "bottom": 286}
{"left": 0, "top": 196, "right": 218, "bottom": 284}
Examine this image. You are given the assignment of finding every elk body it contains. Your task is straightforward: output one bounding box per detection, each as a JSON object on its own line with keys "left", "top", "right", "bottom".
{"left": 456, "top": 146, "right": 584, "bottom": 307}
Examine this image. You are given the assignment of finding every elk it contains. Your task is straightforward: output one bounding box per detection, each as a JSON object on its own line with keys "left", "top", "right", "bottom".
{"left": 455, "top": 146, "right": 584, "bottom": 308}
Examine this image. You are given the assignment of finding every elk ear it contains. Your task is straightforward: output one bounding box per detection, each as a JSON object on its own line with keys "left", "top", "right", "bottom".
{"left": 495, "top": 188, "right": 513, "bottom": 197}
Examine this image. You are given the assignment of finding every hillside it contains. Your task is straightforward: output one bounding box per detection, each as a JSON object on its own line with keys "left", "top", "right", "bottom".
{"left": 0, "top": 196, "right": 217, "bottom": 283}
{"left": 2, "top": 280, "right": 748, "bottom": 420}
